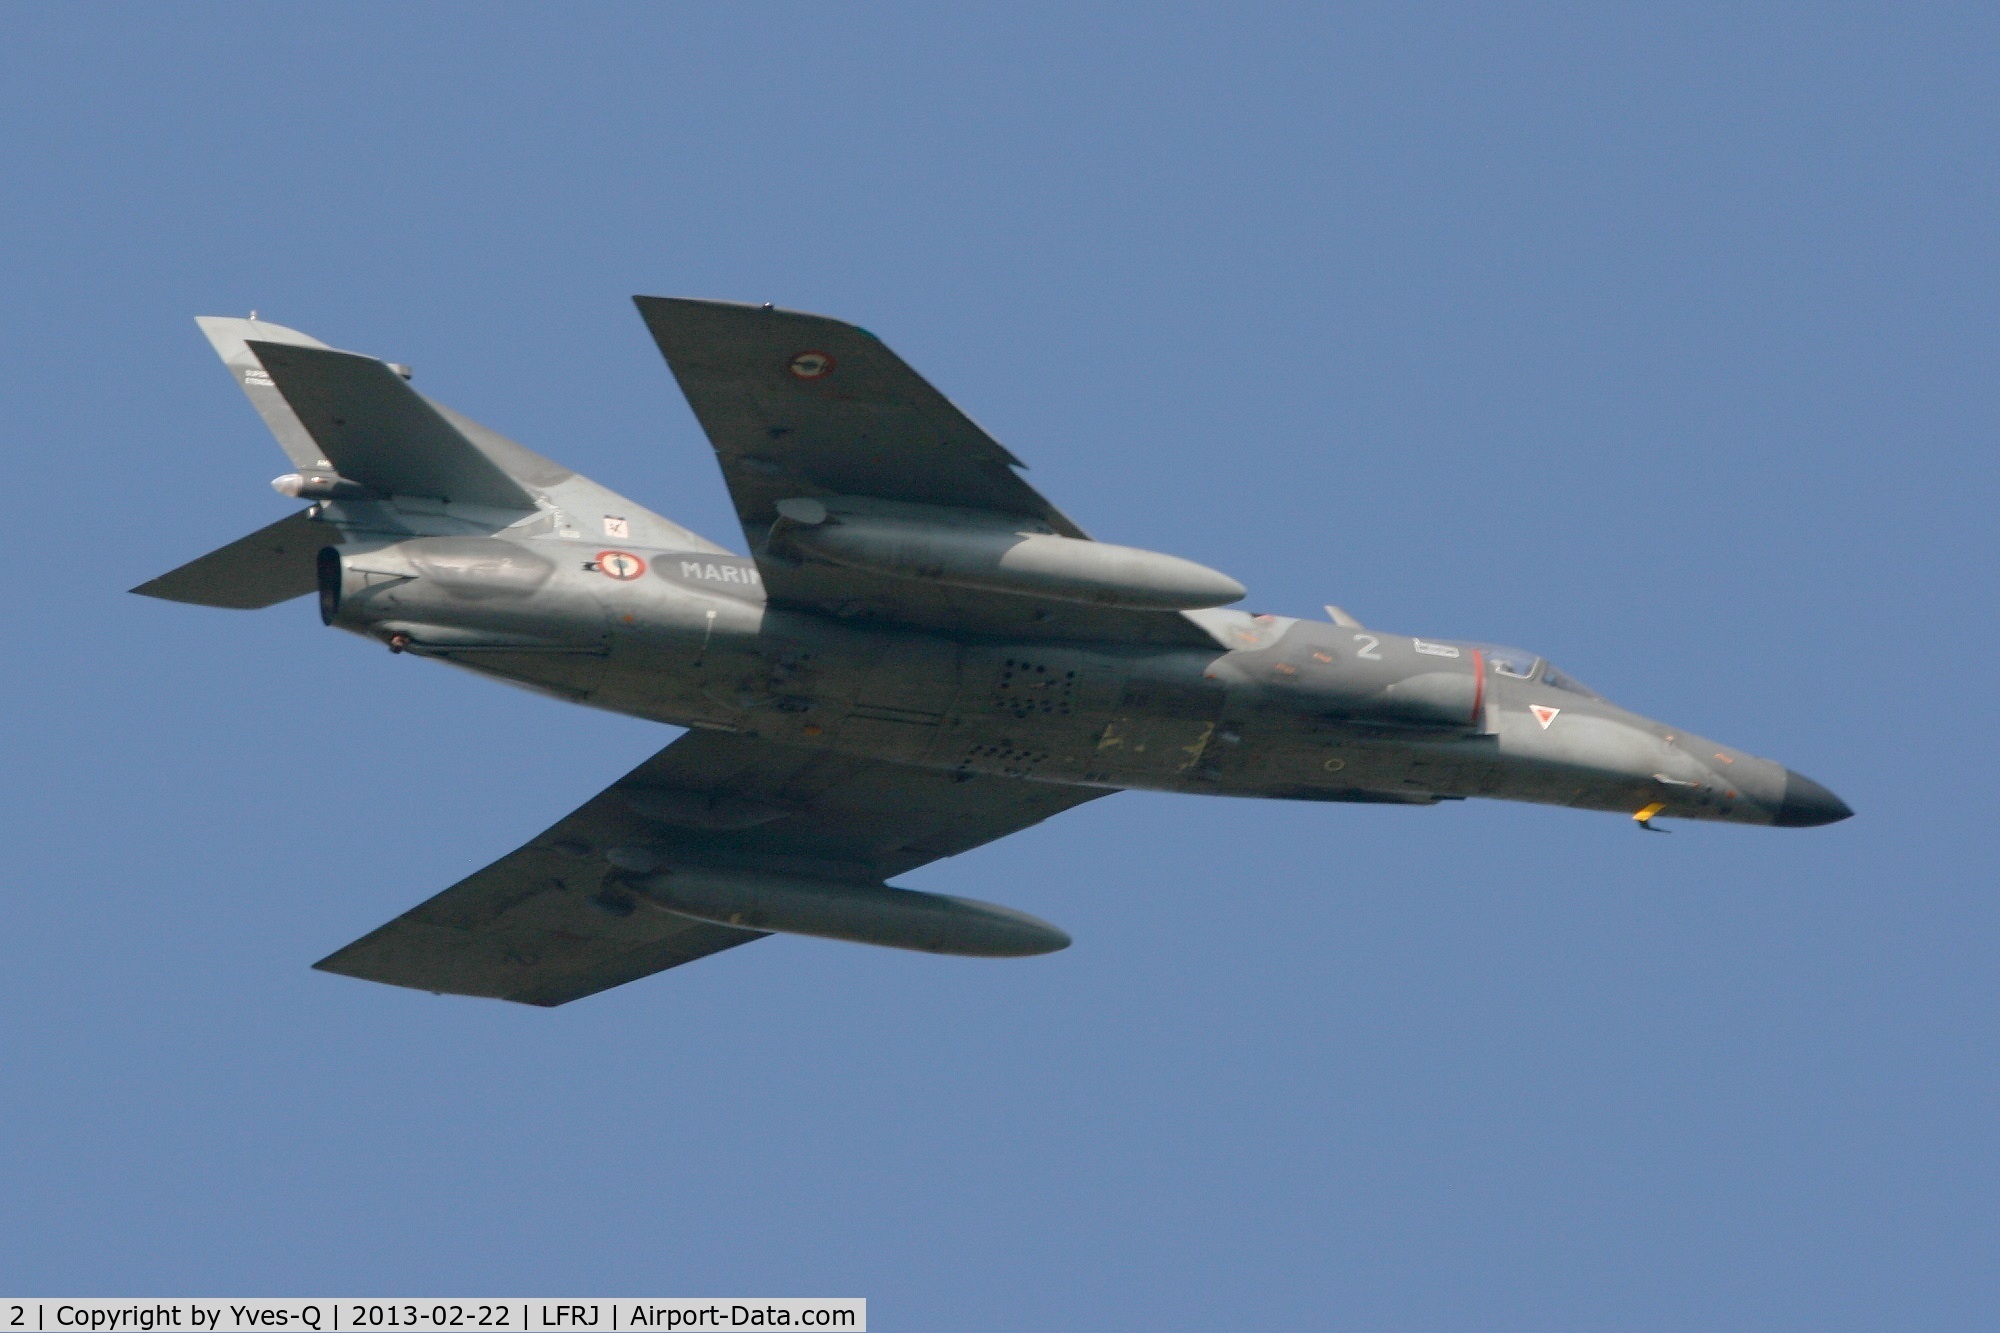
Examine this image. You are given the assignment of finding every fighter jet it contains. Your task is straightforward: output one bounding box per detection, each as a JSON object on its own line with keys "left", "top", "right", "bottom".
{"left": 135, "top": 299, "right": 1852, "bottom": 1006}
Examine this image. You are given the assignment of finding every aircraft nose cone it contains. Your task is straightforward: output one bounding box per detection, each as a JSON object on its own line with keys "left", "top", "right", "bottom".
{"left": 1774, "top": 769, "right": 1854, "bottom": 827}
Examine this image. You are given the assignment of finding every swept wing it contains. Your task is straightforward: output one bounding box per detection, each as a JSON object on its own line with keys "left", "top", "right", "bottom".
{"left": 634, "top": 297, "right": 1219, "bottom": 647}
{"left": 316, "top": 730, "right": 1107, "bottom": 1006}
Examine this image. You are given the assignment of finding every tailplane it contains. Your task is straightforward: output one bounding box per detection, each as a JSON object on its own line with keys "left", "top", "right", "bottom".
{"left": 130, "top": 510, "right": 324, "bottom": 609}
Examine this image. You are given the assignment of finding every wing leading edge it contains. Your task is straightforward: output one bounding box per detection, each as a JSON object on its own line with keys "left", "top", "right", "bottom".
{"left": 633, "top": 297, "right": 1222, "bottom": 648}
{"left": 633, "top": 296, "right": 1084, "bottom": 540}
{"left": 315, "top": 731, "right": 1110, "bottom": 1006}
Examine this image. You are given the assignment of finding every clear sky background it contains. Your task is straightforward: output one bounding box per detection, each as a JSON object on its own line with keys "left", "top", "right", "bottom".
{"left": 1, "top": 5, "right": 1992, "bottom": 1327}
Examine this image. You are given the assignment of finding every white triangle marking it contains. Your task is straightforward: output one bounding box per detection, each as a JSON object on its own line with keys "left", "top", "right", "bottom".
{"left": 1531, "top": 705, "right": 1561, "bottom": 729}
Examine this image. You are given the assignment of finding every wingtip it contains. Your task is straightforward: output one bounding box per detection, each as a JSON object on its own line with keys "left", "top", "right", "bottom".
{"left": 633, "top": 295, "right": 848, "bottom": 325}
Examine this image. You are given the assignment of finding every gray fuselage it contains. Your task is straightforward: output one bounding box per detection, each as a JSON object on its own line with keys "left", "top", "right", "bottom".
{"left": 321, "top": 527, "right": 1846, "bottom": 830}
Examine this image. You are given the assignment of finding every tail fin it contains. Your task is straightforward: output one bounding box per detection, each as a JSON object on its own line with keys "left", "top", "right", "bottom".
{"left": 246, "top": 339, "right": 538, "bottom": 511}
{"left": 198, "top": 315, "right": 538, "bottom": 511}
{"left": 194, "top": 316, "right": 338, "bottom": 473}
{"left": 150, "top": 316, "right": 734, "bottom": 612}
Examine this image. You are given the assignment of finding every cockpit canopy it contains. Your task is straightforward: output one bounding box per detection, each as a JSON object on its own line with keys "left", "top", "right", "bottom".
{"left": 1483, "top": 645, "right": 1539, "bottom": 679}
{"left": 1470, "top": 644, "right": 1603, "bottom": 699}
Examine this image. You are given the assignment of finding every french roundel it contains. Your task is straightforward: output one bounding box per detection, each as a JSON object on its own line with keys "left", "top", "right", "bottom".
{"left": 788, "top": 350, "right": 835, "bottom": 379}
{"left": 596, "top": 551, "right": 646, "bottom": 580}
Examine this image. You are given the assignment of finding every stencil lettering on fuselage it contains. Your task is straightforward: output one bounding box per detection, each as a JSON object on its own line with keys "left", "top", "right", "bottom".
{"left": 656, "top": 556, "right": 766, "bottom": 596}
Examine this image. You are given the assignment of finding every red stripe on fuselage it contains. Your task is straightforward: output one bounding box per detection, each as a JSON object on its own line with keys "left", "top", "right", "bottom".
{"left": 1470, "top": 649, "right": 1486, "bottom": 728}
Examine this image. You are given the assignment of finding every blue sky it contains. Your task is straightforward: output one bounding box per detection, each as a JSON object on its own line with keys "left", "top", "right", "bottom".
{"left": 1, "top": 5, "right": 1993, "bottom": 1327}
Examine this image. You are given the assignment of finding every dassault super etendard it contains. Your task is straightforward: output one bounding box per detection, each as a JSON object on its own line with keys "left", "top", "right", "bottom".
{"left": 137, "top": 298, "right": 1852, "bottom": 1006}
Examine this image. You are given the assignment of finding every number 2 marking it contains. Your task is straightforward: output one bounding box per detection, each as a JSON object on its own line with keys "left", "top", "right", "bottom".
{"left": 1353, "top": 634, "right": 1381, "bottom": 660}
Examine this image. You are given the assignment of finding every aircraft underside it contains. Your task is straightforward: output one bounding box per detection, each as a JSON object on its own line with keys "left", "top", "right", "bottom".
{"left": 134, "top": 298, "right": 1849, "bottom": 1005}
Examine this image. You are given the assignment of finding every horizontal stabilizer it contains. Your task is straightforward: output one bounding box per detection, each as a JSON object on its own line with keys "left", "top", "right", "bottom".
{"left": 247, "top": 341, "right": 538, "bottom": 511}
{"left": 130, "top": 510, "right": 327, "bottom": 609}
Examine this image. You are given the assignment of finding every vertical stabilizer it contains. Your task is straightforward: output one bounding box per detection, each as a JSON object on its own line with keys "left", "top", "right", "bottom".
{"left": 191, "top": 313, "right": 733, "bottom": 554}
{"left": 246, "top": 340, "right": 539, "bottom": 511}
{"left": 195, "top": 316, "right": 337, "bottom": 471}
